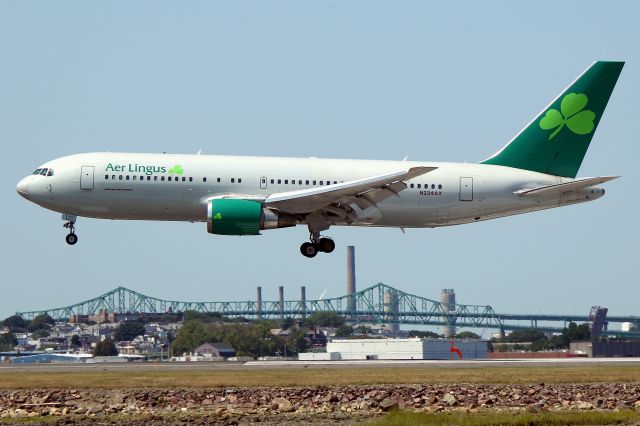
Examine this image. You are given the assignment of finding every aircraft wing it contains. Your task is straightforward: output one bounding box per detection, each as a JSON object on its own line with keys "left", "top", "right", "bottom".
{"left": 514, "top": 176, "right": 619, "bottom": 197}
{"left": 265, "top": 166, "right": 437, "bottom": 214}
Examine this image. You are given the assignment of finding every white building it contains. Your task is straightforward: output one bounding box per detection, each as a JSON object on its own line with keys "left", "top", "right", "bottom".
{"left": 300, "top": 338, "right": 488, "bottom": 360}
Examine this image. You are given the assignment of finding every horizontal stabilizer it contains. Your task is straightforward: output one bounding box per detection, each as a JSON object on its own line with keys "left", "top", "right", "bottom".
{"left": 514, "top": 176, "right": 619, "bottom": 197}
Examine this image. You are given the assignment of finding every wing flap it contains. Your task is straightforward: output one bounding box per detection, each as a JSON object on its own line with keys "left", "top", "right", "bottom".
{"left": 266, "top": 166, "right": 437, "bottom": 213}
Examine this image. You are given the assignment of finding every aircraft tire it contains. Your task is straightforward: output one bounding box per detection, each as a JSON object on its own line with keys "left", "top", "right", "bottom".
{"left": 319, "top": 237, "right": 335, "bottom": 253}
{"left": 300, "top": 242, "right": 318, "bottom": 258}
{"left": 66, "top": 233, "right": 78, "bottom": 245}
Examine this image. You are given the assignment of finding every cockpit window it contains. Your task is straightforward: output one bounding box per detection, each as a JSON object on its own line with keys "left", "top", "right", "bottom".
{"left": 39, "top": 168, "right": 49, "bottom": 175}
{"left": 33, "top": 169, "right": 42, "bottom": 175}
{"left": 47, "top": 169, "right": 54, "bottom": 176}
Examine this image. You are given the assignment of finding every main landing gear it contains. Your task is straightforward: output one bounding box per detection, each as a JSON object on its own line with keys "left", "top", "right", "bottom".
{"left": 300, "top": 233, "right": 335, "bottom": 258}
{"left": 63, "top": 214, "right": 78, "bottom": 245}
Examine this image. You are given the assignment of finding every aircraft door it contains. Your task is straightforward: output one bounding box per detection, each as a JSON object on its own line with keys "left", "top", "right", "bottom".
{"left": 260, "top": 176, "right": 268, "bottom": 189}
{"left": 80, "top": 166, "right": 95, "bottom": 190}
{"left": 459, "top": 177, "right": 473, "bottom": 201}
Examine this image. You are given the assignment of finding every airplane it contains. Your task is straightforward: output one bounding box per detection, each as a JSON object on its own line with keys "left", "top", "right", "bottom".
{"left": 16, "top": 61, "right": 623, "bottom": 258}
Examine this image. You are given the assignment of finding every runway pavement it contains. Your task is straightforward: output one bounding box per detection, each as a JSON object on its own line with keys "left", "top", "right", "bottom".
{"left": 1, "top": 357, "right": 640, "bottom": 373}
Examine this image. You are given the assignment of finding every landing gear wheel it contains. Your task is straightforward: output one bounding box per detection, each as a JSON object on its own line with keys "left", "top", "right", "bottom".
{"left": 318, "top": 237, "right": 335, "bottom": 253}
{"left": 300, "top": 242, "right": 318, "bottom": 258}
{"left": 66, "top": 233, "right": 78, "bottom": 245}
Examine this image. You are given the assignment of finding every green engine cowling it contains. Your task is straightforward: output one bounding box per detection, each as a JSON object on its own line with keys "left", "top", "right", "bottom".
{"left": 207, "top": 199, "right": 296, "bottom": 235}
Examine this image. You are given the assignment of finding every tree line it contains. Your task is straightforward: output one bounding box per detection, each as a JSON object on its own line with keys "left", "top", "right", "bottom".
{"left": 492, "top": 322, "right": 592, "bottom": 351}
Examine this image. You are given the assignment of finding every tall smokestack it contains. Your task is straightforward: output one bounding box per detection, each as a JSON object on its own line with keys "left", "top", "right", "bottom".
{"left": 347, "top": 246, "right": 356, "bottom": 313}
{"left": 384, "top": 289, "right": 400, "bottom": 334}
{"left": 440, "top": 289, "right": 456, "bottom": 337}
{"left": 257, "top": 286, "right": 263, "bottom": 319}
{"left": 278, "top": 286, "right": 284, "bottom": 319}
{"left": 300, "top": 286, "right": 307, "bottom": 318}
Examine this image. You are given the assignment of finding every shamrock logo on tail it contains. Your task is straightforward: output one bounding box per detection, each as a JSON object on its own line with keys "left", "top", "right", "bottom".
{"left": 168, "top": 165, "right": 184, "bottom": 175}
{"left": 539, "top": 93, "right": 595, "bottom": 140}
{"left": 213, "top": 213, "right": 222, "bottom": 220}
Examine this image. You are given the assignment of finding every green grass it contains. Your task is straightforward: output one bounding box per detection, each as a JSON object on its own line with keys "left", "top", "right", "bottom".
{"left": 1, "top": 365, "right": 640, "bottom": 389}
{"left": 366, "top": 410, "right": 640, "bottom": 426}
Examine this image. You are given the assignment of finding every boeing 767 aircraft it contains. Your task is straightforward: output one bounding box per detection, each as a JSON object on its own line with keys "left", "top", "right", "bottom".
{"left": 16, "top": 61, "right": 623, "bottom": 257}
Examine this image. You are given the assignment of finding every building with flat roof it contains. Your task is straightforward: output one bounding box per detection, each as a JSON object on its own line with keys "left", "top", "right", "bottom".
{"left": 299, "top": 338, "right": 487, "bottom": 360}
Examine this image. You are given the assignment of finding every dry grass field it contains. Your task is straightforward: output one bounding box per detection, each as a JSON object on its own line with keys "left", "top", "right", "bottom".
{"left": 1, "top": 364, "right": 640, "bottom": 389}
{"left": 365, "top": 410, "right": 640, "bottom": 426}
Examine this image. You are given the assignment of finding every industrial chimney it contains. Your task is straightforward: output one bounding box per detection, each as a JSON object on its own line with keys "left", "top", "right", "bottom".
{"left": 278, "top": 286, "right": 284, "bottom": 319}
{"left": 300, "top": 286, "right": 307, "bottom": 318}
{"left": 256, "top": 286, "right": 262, "bottom": 319}
{"left": 440, "top": 289, "right": 456, "bottom": 337}
{"left": 347, "top": 246, "right": 356, "bottom": 313}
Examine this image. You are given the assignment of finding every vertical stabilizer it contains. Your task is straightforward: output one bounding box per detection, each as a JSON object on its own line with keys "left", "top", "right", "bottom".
{"left": 482, "top": 61, "right": 624, "bottom": 178}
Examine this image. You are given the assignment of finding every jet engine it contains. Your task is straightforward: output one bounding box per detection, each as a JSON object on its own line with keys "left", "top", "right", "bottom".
{"left": 207, "top": 199, "right": 297, "bottom": 235}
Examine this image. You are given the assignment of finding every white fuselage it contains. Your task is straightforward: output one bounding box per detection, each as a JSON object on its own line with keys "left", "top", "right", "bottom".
{"left": 16, "top": 152, "right": 604, "bottom": 230}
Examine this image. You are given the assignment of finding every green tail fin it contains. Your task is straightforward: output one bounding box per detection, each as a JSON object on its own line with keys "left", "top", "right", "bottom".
{"left": 481, "top": 61, "right": 624, "bottom": 178}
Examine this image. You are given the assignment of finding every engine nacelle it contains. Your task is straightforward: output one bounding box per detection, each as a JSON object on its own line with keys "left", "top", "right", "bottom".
{"left": 207, "top": 199, "right": 296, "bottom": 235}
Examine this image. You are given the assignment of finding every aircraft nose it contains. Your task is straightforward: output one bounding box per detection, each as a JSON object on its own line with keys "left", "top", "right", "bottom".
{"left": 16, "top": 177, "right": 30, "bottom": 199}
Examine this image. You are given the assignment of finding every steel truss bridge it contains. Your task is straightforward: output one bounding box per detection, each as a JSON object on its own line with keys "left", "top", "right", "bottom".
{"left": 15, "top": 283, "right": 640, "bottom": 337}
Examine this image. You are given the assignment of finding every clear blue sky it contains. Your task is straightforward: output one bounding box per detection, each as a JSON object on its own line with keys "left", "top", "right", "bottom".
{"left": 1, "top": 1, "right": 638, "bottom": 325}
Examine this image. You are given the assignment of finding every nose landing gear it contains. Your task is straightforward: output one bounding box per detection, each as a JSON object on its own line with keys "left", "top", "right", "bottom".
{"left": 300, "top": 233, "right": 335, "bottom": 258}
{"left": 62, "top": 213, "right": 78, "bottom": 245}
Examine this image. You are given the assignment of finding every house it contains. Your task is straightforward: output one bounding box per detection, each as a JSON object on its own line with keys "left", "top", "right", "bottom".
{"left": 193, "top": 343, "right": 236, "bottom": 358}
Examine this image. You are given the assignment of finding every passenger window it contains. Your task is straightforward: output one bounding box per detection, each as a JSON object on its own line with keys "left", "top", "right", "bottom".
{"left": 47, "top": 169, "right": 54, "bottom": 176}
{"left": 161, "top": 176, "right": 165, "bottom": 181}
{"left": 231, "top": 178, "right": 235, "bottom": 183}
{"left": 284, "top": 180, "right": 288, "bottom": 184}
{"left": 438, "top": 184, "right": 442, "bottom": 189}
{"left": 112, "top": 175, "right": 116, "bottom": 180}
{"left": 154, "top": 176, "right": 158, "bottom": 181}
{"left": 203, "top": 177, "right": 207, "bottom": 182}
{"left": 313, "top": 180, "right": 316, "bottom": 185}
{"left": 320, "top": 181, "right": 323, "bottom": 185}
{"left": 217, "top": 177, "right": 221, "bottom": 182}
{"left": 189, "top": 177, "right": 193, "bottom": 182}
{"left": 417, "top": 184, "right": 421, "bottom": 188}
{"left": 105, "top": 175, "right": 109, "bottom": 180}
{"left": 298, "top": 180, "right": 302, "bottom": 185}
{"left": 40, "top": 169, "right": 48, "bottom": 175}
{"left": 119, "top": 175, "right": 123, "bottom": 180}
{"left": 133, "top": 176, "right": 137, "bottom": 180}
{"left": 432, "top": 184, "right": 435, "bottom": 189}
{"left": 278, "top": 179, "right": 281, "bottom": 184}
{"left": 126, "top": 176, "right": 130, "bottom": 180}
{"left": 182, "top": 177, "right": 186, "bottom": 182}
{"left": 271, "top": 179, "right": 275, "bottom": 184}
{"left": 333, "top": 181, "right": 337, "bottom": 184}
{"left": 305, "top": 180, "right": 309, "bottom": 185}
{"left": 238, "top": 178, "right": 242, "bottom": 183}
{"left": 168, "top": 176, "right": 172, "bottom": 181}
{"left": 140, "top": 176, "right": 144, "bottom": 181}
{"left": 410, "top": 183, "right": 414, "bottom": 188}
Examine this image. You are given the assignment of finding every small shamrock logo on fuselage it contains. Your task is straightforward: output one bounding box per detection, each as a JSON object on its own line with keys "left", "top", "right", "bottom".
{"left": 168, "top": 165, "right": 184, "bottom": 175}
{"left": 539, "top": 93, "right": 595, "bottom": 140}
